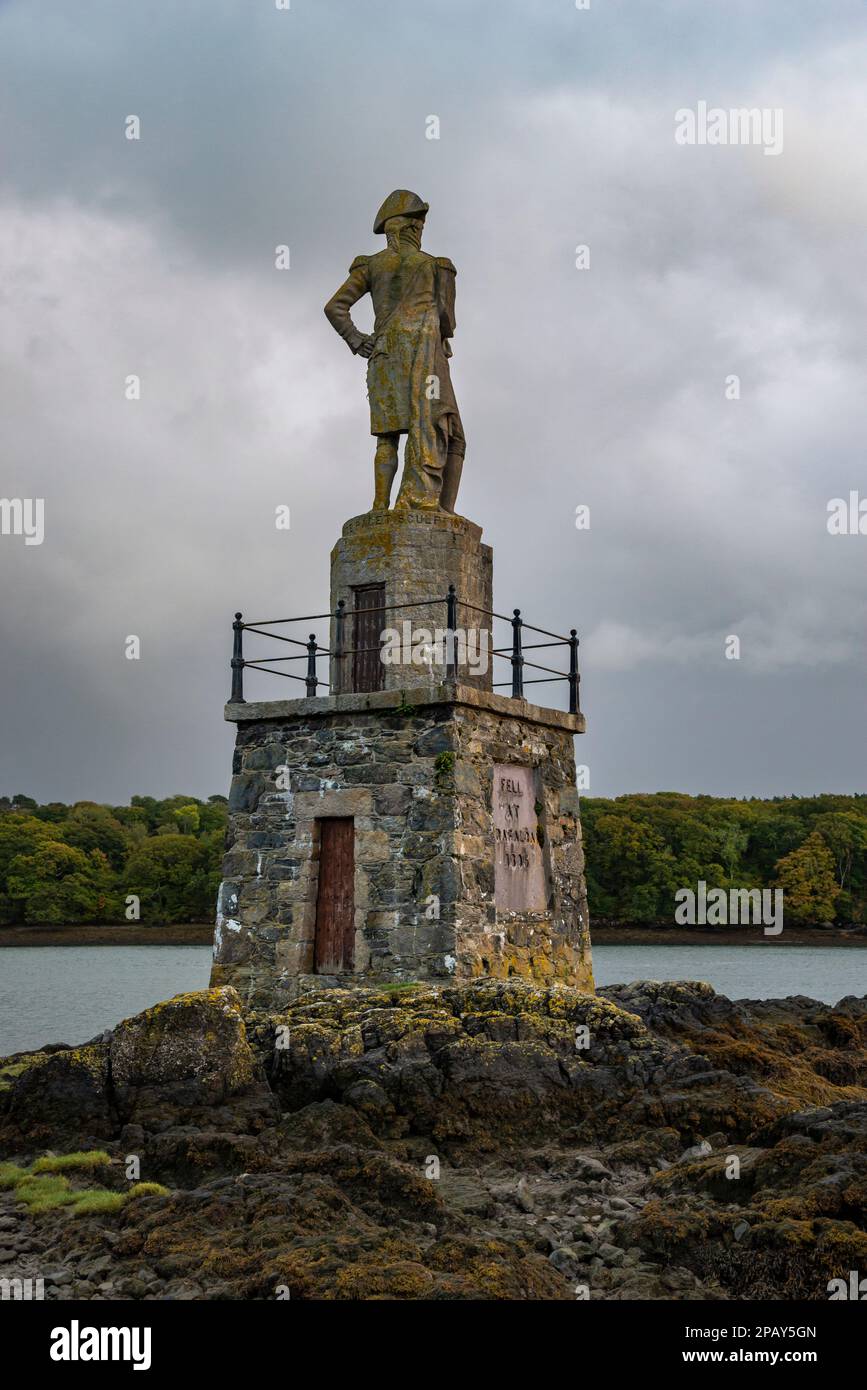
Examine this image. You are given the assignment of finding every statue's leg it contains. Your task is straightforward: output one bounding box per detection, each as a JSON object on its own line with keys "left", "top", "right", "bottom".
{"left": 439, "top": 427, "right": 466, "bottom": 514}
{"left": 373, "top": 434, "right": 399, "bottom": 511}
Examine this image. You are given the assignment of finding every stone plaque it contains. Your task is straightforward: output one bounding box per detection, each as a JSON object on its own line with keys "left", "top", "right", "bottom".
{"left": 493, "top": 765, "right": 547, "bottom": 912}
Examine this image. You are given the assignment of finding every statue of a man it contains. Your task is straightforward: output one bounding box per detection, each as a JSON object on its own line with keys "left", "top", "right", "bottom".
{"left": 324, "top": 190, "right": 466, "bottom": 514}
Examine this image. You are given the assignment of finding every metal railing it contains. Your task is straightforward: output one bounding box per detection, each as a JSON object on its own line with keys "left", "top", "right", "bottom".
{"left": 229, "top": 585, "right": 581, "bottom": 713}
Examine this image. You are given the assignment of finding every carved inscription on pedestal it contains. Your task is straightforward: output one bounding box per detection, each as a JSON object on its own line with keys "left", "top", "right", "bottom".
{"left": 493, "top": 764, "right": 547, "bottom": 912}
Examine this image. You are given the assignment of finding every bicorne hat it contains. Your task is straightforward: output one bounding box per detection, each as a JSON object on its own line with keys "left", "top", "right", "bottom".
{"left": 373, "top": 189, "right": 429, "bottom": 234}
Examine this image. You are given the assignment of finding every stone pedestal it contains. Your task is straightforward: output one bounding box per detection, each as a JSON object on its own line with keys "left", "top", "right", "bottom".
{"left": 211, "top": 684, "right": 592, "bottom": 1010}
{"left": 330, "top": 510, "right": 493, "bottom": 693}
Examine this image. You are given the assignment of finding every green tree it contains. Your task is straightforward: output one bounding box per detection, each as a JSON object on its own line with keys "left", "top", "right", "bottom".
{"left": 198, "top": 799, "right": 228, "bottom": 835}
{"left": 582, "top": 812, "right": 679, "bottom": 920}
{"left": 0, "top": 814, "right": 61, "bottom": 879}
{"left": 742, "top": 808, "right": 807, "bottom": 881}
{"left": 111, "top": 805, "right": 149, "bottom": 832}
{"left": 774, "top": 832, "right": 839, "bottom": 924}
{"left": 814, "top": 812, "right": 867, "bottom": 892}
{"left": 124, "top": 836, "right": 217, "bottom": 923}
{"left": 713, "top": 819, "right": 750, "bottom": 887}
{"left": 153, "top": 795, "right": 202, "bottom": 835}
{"left": 173, "top": 803, "right": 200, "bottom": 835}
{"left": 6, "top": 843, "right": 117, "bottom": 924}
{"left": 60, "top": 804, "right": 128, "bottom": 870}
{"left": 129, "top": 795, "right": 160, "bottom": 831}
{"left": 0, "top": 814, "right": 64, "bottom": 919}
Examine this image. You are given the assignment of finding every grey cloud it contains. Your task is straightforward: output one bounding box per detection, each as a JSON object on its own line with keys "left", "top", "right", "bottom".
{"left": 1, "top": 1, "right": 865, "bottom": 803}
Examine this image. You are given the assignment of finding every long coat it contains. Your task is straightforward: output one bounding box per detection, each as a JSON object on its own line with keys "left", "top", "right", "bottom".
{"left": 325, "top": 247, "right": 464, "bottom": 507}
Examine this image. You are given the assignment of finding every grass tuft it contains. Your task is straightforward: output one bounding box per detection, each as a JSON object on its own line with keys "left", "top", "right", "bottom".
{"left": 70, "top": 1190, "right": 127, "bottom": 1216}
{"left": 0, "top": 1162, "right": 30, "bottom": 1189}
{"left": 127, "top": 1181, "right": 170, "bottom": 1199}
{"left": 15, "top": 1174, "right": 74, "bottom": 1210}
{"left": 0, "top": 1152, "right": 166, "bottom": 1219}
{"left": 32, "top": 1149, "right": 112, "bottom": 1174}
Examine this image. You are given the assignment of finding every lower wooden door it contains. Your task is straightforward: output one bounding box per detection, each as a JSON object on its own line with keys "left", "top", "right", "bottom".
{"left": 313, "top": 817, "right": 355, "bottom": 973}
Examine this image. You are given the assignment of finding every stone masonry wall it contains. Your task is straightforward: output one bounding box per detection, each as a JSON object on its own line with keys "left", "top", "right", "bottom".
{"left": 451, "top": 702, "right": 592, "bottom": 990}
{"left": 330, "top": 510, "right": 493, "bottom": 693}
{"left": 211, "top": 687, "right": 592, "bottom": 1008}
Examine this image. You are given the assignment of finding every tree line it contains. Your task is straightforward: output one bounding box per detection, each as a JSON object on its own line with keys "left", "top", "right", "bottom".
{"left": 2, "top": 790, "right": 865, "bottom": 928}
{"left": 581, "top": 792, "right": 867, "bottom": 925}
{"left": 0, "top": 795, "right": 227, "bottom": 925}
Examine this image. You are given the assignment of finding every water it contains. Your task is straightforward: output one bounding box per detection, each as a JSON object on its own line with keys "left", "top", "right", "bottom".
{"left": 0, "top": 946, "right": 212, "bottom": 1056}
{"left": 593, "top": 944, "right": 867, "bottom": 1006}
{"left": 0, "top": 943, "right": 864, "bottom": 1057}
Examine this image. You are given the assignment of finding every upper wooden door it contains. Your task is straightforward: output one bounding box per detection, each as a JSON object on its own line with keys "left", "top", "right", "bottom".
{"left": 352, "top": 583, "right": 386, "bottom": 693}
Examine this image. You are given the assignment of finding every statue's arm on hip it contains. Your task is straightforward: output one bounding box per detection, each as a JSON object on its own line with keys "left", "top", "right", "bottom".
{"left": 324, "top": 256, "right": 375, "bottom": 358}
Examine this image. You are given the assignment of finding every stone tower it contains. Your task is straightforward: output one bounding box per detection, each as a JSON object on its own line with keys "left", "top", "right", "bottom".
{"left": 210, "top": 508, "right": 593, "bottom": 1009}
{"left": 210, "top": 188, "right": 592, "bottom": 1008}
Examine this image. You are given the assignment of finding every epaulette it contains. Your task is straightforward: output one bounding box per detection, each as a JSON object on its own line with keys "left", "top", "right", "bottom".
{"left": 349, "top": 254, "right": 369, "bottom": 272}
{"left": 435, "top": 256, "right": 456, "bottom": 272}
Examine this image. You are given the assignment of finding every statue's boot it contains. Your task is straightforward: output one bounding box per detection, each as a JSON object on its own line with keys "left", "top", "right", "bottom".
{"left": 439, "top": 448, "right": 464, "bottom": 514}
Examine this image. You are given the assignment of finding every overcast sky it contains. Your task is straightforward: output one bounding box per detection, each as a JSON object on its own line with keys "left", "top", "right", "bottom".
{"left": 1, "top": 0, "right": 865, "bottom": 805}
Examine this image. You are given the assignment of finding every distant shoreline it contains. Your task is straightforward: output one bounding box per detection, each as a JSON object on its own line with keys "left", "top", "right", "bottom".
{"left": 1, "top": 921, "right": 866, "bottom": 949}
{"left": 0, "top": 923, "right": 214, "bottom": 948}
{"left": 592, "top": 922, "right": 867, "bottom": 947}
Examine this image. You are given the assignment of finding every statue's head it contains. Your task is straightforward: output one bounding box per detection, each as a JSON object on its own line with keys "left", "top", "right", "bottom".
{"left": 373, "top": 189, "right": 429, "bottom": 234}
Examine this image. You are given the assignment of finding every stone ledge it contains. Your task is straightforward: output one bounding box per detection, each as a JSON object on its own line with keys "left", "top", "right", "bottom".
{"left": 339, "top": 509, "right": 484, "bottom": 543}
{"left": 225, "top": 682, "right": 585, "bottom": 734}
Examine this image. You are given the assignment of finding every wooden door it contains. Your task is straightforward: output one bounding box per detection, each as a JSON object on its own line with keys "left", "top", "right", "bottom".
{"left": 352, "top": 583, "right": 386, "bottom": 693}
{"left": 314, "top": 817, "right": 355, "bottom": 973}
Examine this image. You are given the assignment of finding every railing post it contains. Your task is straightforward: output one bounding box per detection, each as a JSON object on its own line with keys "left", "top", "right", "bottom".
{"left": 305, "top": 633, "right": 318, "bottom": 697}
{"left": 445, "top": 583, "right": 458, "bottom": 682}
{"left": 568, "top": 629, "right": 580, "bottom": 714}
{"left": 334, "top": 599, "right": 346, "bottom": 695}
{"left": 510, "top": 608, "right": 524, "bottom": 699}
{"left": 230, "top": 612, "right": 245, "bottom": 703}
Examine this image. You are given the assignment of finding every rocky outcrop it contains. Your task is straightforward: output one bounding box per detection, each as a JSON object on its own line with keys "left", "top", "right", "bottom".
{"left": 0, "top": 987, "right": 276, "bottom": 1148}
{"left": 0, "top": 978, "right": 865, "bottom": 1299}
{"left": 601, "top": 981, "right": 867, "bottom": 1104}
{"left": 251, "top": 979, "right": 786, "bottom": 1155}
